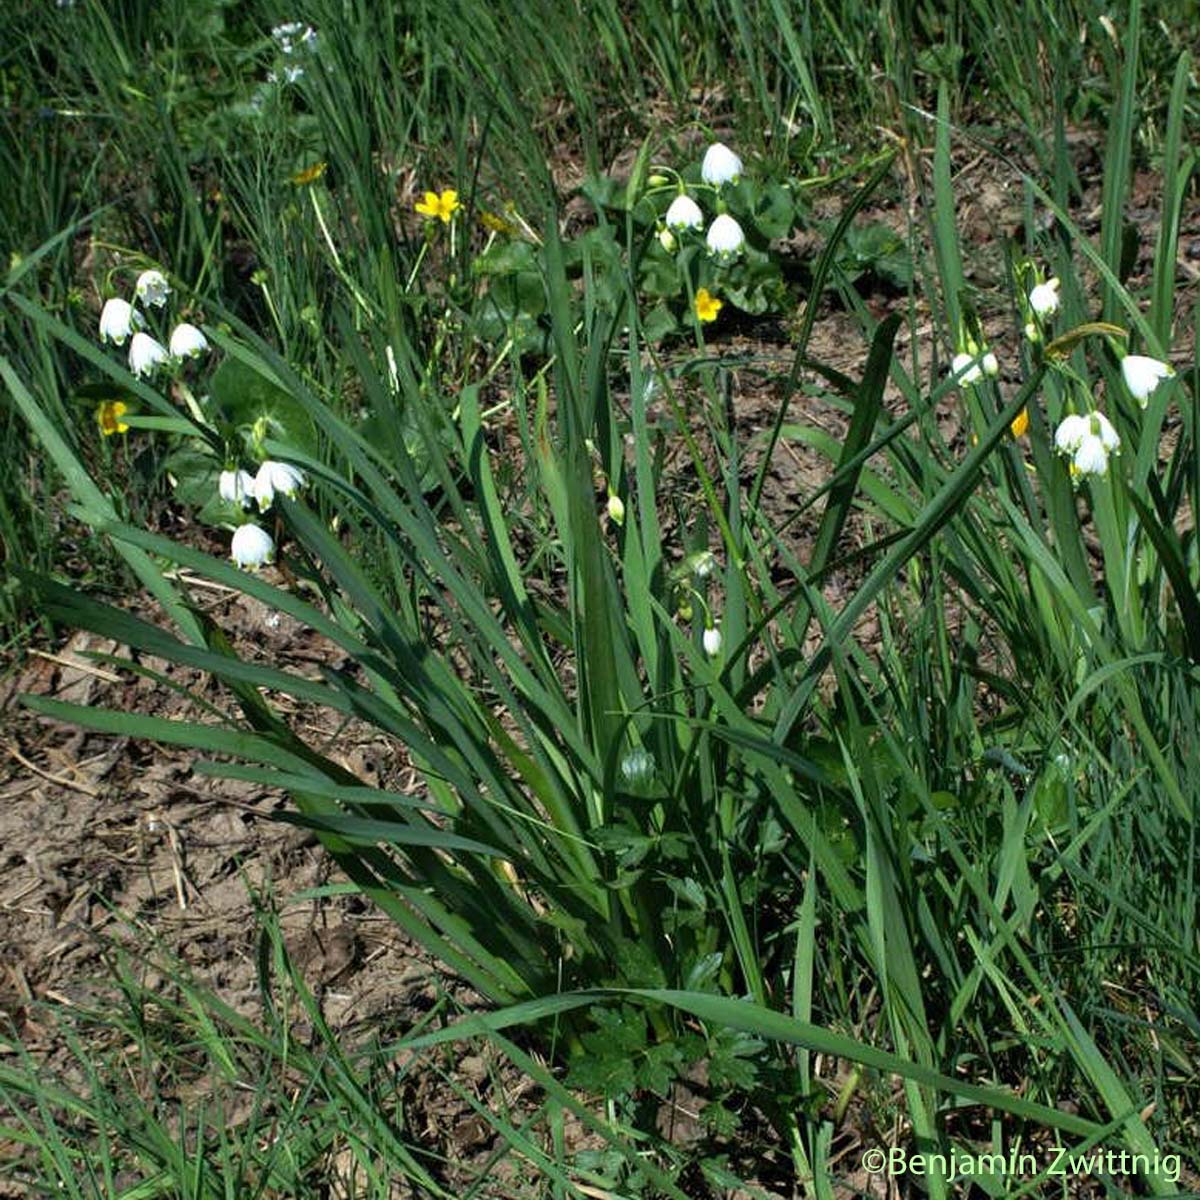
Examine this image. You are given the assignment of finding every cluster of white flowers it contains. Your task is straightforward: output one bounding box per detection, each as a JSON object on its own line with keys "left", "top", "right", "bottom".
{"left": 1054, "top": 410, "right": 1121, "bottom": 479}
{"left": 98, "top": 269, "right": 208, "bottom": 378}
{"left": 223, "top": 461, "right": 308, "bottom": 568}
{"left": 658, "top": 142, "right": 747, "bottom": 260}
{"left": 268, "top": 22, "right": 318, "bottom": 83}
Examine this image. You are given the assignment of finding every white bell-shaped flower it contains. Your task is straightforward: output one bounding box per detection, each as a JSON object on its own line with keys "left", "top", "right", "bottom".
{"left": 128, "top": 332, "right": 169, "bottom": 377}
{"left": 1054, "top": 413, "right": 1091, "bottom": 455}
{"left": 1072, "top": 435, "right": 1110, "bottom": 478}
{"left": 1029, "top": 278, "right": 1061, "bottom": 318}
{"left": 703, "top": 626, "right": 723, "bottom": 657}
{"left": 706, "top": 214, "right": 745, "bottom": 259}
{"left": 98, "top": 298, "right": 143, "bottom": 345}
{"left": 169, "top": 322, "right": 208, "bottom": 358}
{"left": 952, "top": 352, "right": 983, "bottom": 385}
{"left": 231, "top": 523, "right": 275, "bottom": 569}
{"left": 664, "top": 194, "right": 703, "bottom": 231}
{"left": 219, "top": 469, "right": 256, "bottom": 506}
{"left": 254, "top": 460, "right": 307, "bottom": 510}
{"left": 135, "top": 269, "right": 171, "bottom": 308}
{"left": 1121, "top": 354, "right": 1174, "bottom": 407}
{"left": 701, "top": 143, "right": 743, "bottom": 186}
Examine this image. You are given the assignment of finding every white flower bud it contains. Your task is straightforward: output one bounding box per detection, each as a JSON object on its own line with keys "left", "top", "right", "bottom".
{"left": 219, "top": 469, "right": 256, "bottom": 506}
{"left": 664, "top": 193, "right": 704, "bottom": 230}
{"left": 135, "top": 269, "right": 171, "bottom": 308}
{"left": 254, "top": 460, "right": 307, "bottom": 510}
{"left": 701, "top": 143, "right": 743, "bottom": 186}
{"left": 128, "top": 332, "right": 169, "bottom": 377}
{"left": 231, "top": 523, "right": 275, "bottom": 569}
{"left": 1121, "top": 354, "right": 1174, "bottom": 408}
{"left": 98, "top": 298, "right": 143, "bottom": 345}
{"left": 703, "top": 626, "right": 722, "bottom": 657}
{"left": 169, "top": 322, "right": 208, "bottom": 358}
{"left": 706, "top": 213, "right": 745, "bottom": 259}
{"left": 1028, "top": 277, "right": 1060, "bottom": 318}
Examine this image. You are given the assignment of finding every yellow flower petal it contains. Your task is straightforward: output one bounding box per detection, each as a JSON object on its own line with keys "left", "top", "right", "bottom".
{"left": 415, "top": 191, "right": 441, "bottom": 218}
{"left": 694, "top": 287, "right": 723, "bottom": 323}
{"left": 436, "top": 189, "right": 459, "bottom": 223}
{"left": 290, "top": 160, "right": 327, "bottom": 186}
{"left": 1010, "top": 407, "right": 1029, "bottom": 438}
{"left": 97, "top": 400, "right": 129, "bottom": 436}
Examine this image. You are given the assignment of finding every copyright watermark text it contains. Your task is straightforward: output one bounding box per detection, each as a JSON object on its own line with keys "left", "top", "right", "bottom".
{"left": 861, "top": 1146, "right": 1182, "bottom": 1184}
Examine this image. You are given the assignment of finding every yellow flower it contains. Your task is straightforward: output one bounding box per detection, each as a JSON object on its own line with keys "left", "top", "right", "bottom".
{"left": 1010, "top": 407, "right": 1029, "bottom": 438}
{"left": 96, "top": 400, "right": 129, "bottom": 436}
{"left": 480, "top": 209, "right": 516, "bottom": 235}
{"left": 290, "top": 160, "right": 327, "bottom": 186}
{"left": 415, "top": 188, "right": 460, "bottom": 224}
{"left": 694, "top": 287, "right": 723, "bottom": 323}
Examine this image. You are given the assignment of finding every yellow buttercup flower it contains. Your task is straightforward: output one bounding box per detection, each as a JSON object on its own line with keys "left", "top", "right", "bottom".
{"left": 694, "top": 287, "right": 723, "bottom": 323}
{"left": 1010, "top": 407, "right": 1029, "bottom": 438}
{"left": 480, "top": 209, "right": 516, "bottom": 235}
{"left": 97, "top": 400, "right": 129, "bottom": 436}
{"left": 415, "top": 188, "right": 460, "bottom": 224}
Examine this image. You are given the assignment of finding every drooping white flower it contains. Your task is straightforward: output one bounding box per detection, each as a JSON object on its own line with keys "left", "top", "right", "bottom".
{"left": 98, "top": 298, "right": 143, "bottom": 345}
{"left": 952, "top": 352, "right": 983, "bottom": 385}
{"left": 703, "top": 626, "right": 722, "bottom": 657}
{"left": 128, "top": 332, "right": 169, "bottom": 377}
{"left": 701, "top": 143, "right": 743, "bottom": 187}
{"left": 135, "top": 269, "right": 171, "bottom": 308}
{"left": 219, "top": 468, "right": 256, "bottom": 506}
{"left": 607, "top": 493, "right": 625, "bottom": 525}
{"left": 1054, "top": 413, "right": 1091, "bottom": 455}
{"left": 1029, "top": 277, "right": 1061, "bottom": 318}
{"left": 254, "top": 460, "right": 307, "bottom": 509}
{"left": 981, "top": 351, "right": 999, "bottom": 378}
{"left": 706, "top": 214, "right": 745, "bottom": 259}
{"left": 664, "top": 193, "right": 704, "bottom": 231}
{"left": 231, "top": 523, "right": 275, "bottom": 569}
{"left": 1072, "top": 435, "right": 1110, "bottom": 478}
{"left": 1121, "top": 354, "right": 1174, "bottom": 407}
{"left": 692, "top": 550, "right": 717, "bottom": 580}
{"left": 169, "top": 322, "right": 208, "bottom": 358}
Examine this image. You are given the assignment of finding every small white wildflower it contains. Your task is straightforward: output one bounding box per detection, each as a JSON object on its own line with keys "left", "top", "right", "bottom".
{"left": 128, "top": 331, "right": 169, "bottom": 377}
{"left": 664, "top": 193, "right": 704, "bottom": 231}
{"left": 1121, "top": 354, "right": 1174, "bottom": 408}
{"left": 168, "top": 322, "right": 208, "bottom": 358}
{"left": 703, "top": 626, "right": 722, "bottom": 657}
{"left": 1054, "top": 414, "right": 1091, "bottom": 455}
{"left": 135, "top": 269, "right": 171, "bottom": 308}
{"left": 219, "top": 468, "right": 256, "bottom": 506}
{"left": 706, "top": 213, "right": 745, "bottom": 259}
{"left": 982, "top": 351, "right": 999, "bottom": 378}
{"left": 254, "top": 460, "right": 307, "bottom": 509}
{"left": 231, "top": 523, "right": 275, "bottom": 569}
{"left": 1072, "top": 435, "right": 1110, "bottom": 478}
{"left": 98, "top": 298, "right": 142, "bottom": 346}
{"left": 701, "top": 143, "right": 743, "bottom": 187}
{"left": 1029, "top": 277, "right": 1061, "bottom": 318}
